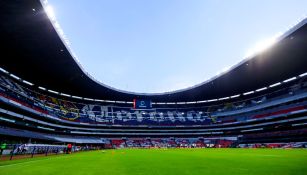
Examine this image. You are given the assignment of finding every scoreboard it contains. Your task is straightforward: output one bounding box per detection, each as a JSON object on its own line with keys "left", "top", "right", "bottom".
{"left": 133, "top": 99, "right": 152, "bottom": 109}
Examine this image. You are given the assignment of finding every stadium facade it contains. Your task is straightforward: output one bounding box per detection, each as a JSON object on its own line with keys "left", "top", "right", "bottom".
{"left": 0, "top": 0, "right": 307, "bottom": 148}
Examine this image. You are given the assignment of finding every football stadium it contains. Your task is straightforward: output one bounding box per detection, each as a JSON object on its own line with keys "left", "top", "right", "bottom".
{"left": 0, "top": 0, "right": 307, "bottom": 175}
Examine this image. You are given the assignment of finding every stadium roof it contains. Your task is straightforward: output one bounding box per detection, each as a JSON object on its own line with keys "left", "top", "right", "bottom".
{"left": 0, "top": 0, "right": 307, "bottom": 102}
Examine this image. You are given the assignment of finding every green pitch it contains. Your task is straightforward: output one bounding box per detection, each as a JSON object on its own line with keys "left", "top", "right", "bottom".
{"left": 0, "top": 149, "right": 307, "bottom": 175}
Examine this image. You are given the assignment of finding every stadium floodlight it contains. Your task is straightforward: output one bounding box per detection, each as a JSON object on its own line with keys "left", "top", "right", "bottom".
{"left": 176, "top": 102, "right": 186, "bottom": 104}
{"left": 22, "top": 80, "right": 34, "bottom": 86}
{"left": 186, "top": 101, "right": 196, "bottom": 104}
{"left": 207, "top": 99, "right": 217, "bottom": 102}
{"left": 0, "top": 67, "right": 8, "bottom": 73}
{"left": 269, "top": 82, "right": 281, "bottom": 88}
{"left": 48, "top": 89, "right": 59, "bottom": 94}
{"left": 166, "top": 102, "right": 176, "bottom": 104}
{"left": 230, "top": 94, "right": 240, "bottom": 98}
{"left": 219, "top": 97, "right": 230, "bottom": 100}
{"left": 299, "top": 72, "right": 307, "bottom": 77}
{"left": 84, "top": 98, "right": 94, "bottom": 101}
{"left": 116, "top": 101, "right": 126, "bottom": 104}
{"left": 197, "top": 100, "right": 207, "bottom": 103}
{"left": 255, "top": 87, "right": 267, "bottom": 92}
{"left": 38, "top": 86, "right": 46, "bottom": 91}
{"left": 105, "top": 100, "right": 115, "bottom": 103}
{"left": 243, "top": 91, "right": 254, "bottom": 96}
{"left": 9, "top": 74, "right": 20, "bottom": 80}
{"left": 72, "top": 95, "right": 82, "bottom": 99}
{"left": 60, "top": 93, "right": 71, "bottom": 97}
{"left": 126, "top": 101, "right": 133, "bottom": 104}
{"left": 283, "top": 77, "right": 296, "bottom": 83}
{"left": 156, "top": 102, "right": 166, "bottom": 105}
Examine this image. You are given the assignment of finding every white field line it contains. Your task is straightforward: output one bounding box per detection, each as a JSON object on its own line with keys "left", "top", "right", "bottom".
{"left": 0, "top": 155, "right": 70, "bottom": 168}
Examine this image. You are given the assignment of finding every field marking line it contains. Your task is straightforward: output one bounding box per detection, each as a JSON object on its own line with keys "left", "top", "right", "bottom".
{"left": 0, "top": 155, "right": 70, "bottom": 168}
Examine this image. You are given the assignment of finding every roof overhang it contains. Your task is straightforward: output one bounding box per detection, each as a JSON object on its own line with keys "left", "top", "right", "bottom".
{"left": 1, "top": 0, "right": 307, "bottom": 102}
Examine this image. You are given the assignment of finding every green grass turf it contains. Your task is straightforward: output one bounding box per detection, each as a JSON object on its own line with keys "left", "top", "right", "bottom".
{"left": 0, "top": 148, "right": 307, "bottom": 175}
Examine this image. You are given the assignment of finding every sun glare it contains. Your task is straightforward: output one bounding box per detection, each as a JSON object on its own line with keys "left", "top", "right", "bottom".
{"left": 45, "top": 5, "right": 56, "bottom": 21}
{"left": 244, "top": 32, "right": 282, "bottom": 58}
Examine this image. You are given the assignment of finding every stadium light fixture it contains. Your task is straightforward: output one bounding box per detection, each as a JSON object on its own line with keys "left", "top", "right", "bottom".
{"left": 60, "top": 93, "right": 71, "bottom": 97}
{"left": 0, "top": 67, "right": 8, "bottom": 73}
{"left": 230, "top": 94, "right": 240, "bottom": 98}
{"left": 38, "top": 86, "right": 46, "bottom": 91}
{"left": 207, "top": 99, "right": 217, "bottom": 102}
{"left": 299, "top": 72, "right": 307, "bottom": 77}
{"left": 72, "top": 95, "right": 82, "bottom": 99}
{"left": 176, "top": 102, "right": 186, "bottom": 104}
{"left": 196, "top": 100, "right": 207, "bottom": 103}
{"left": 84, "top": 98, "right": 94, "bottom": 101}
{"left": 269, "top": 82, "right": 281, "bottom": 88}
{"left": 283, "top": 77, "right": 296, "bottom": 83}
{"left": 186, "top": 101, "right": 196, "bottom": 104}
{"left": 219, "top": 97, "right": 230, "bottom": 100}
{"left": 48, "top": 89, "right": 59, "bottom": 94}
{"left": 255, "top": 87, "right": 267, "bottom": 92}
{"left": 22, "top": 80, "right": 34, "bottom": 86}
{"left": 243, "top": 91, "right": 254, "bottom": 96}
{"left": 9, "top": 74, "right": 20, "bottom": 80}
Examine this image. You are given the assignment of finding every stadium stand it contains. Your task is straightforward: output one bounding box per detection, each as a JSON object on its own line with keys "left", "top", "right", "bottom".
{"left": 0, "top": 0, "right": 306, "bottom": 154}
{"left": 0, "top": 71, "right": 306, "bottom": 148}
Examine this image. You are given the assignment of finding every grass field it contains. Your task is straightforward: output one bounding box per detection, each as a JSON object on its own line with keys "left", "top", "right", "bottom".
{"left": 0, "top": 149, "right": 307, "bottom": 175}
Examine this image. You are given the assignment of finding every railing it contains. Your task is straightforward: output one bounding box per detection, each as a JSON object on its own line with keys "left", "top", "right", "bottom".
{"left": 0, "top": 143, "right": 100, "bottom": 161}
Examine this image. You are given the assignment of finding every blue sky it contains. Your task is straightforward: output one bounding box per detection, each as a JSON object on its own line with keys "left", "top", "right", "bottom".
{"left": 48, "top": 0, "right": 306, "bottom": 93}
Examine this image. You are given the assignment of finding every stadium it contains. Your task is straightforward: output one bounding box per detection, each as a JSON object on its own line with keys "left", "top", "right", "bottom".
{"left": 0, "top": 0, "right": 307, "bottom": 175}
